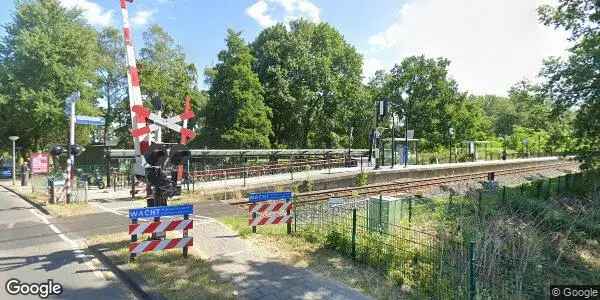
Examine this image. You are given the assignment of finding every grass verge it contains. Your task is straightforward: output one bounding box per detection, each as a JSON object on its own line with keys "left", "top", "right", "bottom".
{"left": 2, "top": 186, "right": 98, "bottom": 218}
{"left": 87, "top": 232, "right": 235, "bottom": 300}
{"left": 219, "top": 215, "right": 404, "bottom": 300}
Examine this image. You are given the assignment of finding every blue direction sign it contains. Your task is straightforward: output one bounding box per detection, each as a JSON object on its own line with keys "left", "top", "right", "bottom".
{"left": 249, "top": 191, "right": 293, "bottom": 203}
{"left": 75, "top": 115, "right": 105, "bottom": 126}
{"left": 128, "top": 204, "right": 193, "bottom": 219}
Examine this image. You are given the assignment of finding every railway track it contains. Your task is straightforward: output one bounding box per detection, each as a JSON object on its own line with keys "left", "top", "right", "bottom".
{"left": 294, "top": 161, "right": 579, "bottom": 203}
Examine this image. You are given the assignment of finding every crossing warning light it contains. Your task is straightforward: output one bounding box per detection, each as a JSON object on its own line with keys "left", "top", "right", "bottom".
{"left": 50, "top": 145, "right": 65, "bottom": 157}
{"left": 144, "top": 144, "right": 167, "bottom": 167}
{"left": 69, "top": 144, "right": 85, "bottom": 156}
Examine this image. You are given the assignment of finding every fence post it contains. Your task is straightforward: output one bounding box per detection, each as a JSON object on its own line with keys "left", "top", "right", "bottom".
{"left": 469, "top": 240, "right": 476, "bottom": 300}
{"left": 252, "top": 211, "right": 257, "bottom": 234}
{"left": 408, "top": 197, "right": 413, "bottom": 225}
{"left": 352, "top": 208, "right": 357, "bottom": 260}
{"left": 477, "top": 191, "right": 482, "bottom": 220}
{"left": 379, "top": 194, "right": 383, "bottom": 233}
{"left": 286, "top": 201, "right": 292, "bottom": 235}
{"left": 502, "top": 186, "right": 506, "bottom": 206}
{"left": 520, "top": 183, "right": 524, "bottom": 195}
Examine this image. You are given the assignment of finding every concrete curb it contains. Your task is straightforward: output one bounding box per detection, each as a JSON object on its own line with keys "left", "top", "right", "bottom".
{"left": 86, "top": 243, "right": 166, "bottom": 300}
{"left": 0, "top": 184, "right": 51, "bottom": 215}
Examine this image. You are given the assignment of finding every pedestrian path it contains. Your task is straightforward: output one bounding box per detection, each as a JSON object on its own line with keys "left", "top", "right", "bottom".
{"left": 192, "top": 217, "right": 372, "bottom": 300}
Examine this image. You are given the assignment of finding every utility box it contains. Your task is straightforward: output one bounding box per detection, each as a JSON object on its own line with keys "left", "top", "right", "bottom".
{"left": 48, "top": 177, "right": 65, "bottom": 204}
{"left": 367, "top": 195, "right": 405, "bottom": 233}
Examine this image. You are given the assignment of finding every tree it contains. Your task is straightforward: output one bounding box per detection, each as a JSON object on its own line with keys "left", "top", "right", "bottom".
{"left": 538, "top": 0, "right": 600, "bottom": 168}
{"left": 204, "top": 29, "right": 272, "bottom": 148}
{"left": 97, "top": 27, "right": 127, "bottom": 147}
{"left": 108, "top": 25, "right": 205, "bottom": 146}
{"left": 252, "top": 20, "right": 365, "bottom": 148}
{"left": 376, "top": 56, "right": 485, "bottom": 149}
{"left": 0, "top": 0, "right": 101, "bottom": 153}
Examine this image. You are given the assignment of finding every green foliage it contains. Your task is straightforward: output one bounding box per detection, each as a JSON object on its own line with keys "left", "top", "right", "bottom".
{"left": 204, "top": 29, "right": 272, "bottom": 148}
{"left": 137, "top": 25, "right": 205, "bottom": 143}
{"left": 355, "top": 172, "right": 369, "bottom": 187}
{"left": 0, "top": 0, "right": 101, "bottom": 152}
{"left": 252, "top": 20, "right": 367, "bottom": 148}
{"left": 538, "top": 0, "right": 600, "bottom": 168}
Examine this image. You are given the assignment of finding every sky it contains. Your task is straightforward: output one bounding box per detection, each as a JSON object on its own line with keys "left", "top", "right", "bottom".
{"left": 0, "top": 0, "right": 570, "bottom": 96}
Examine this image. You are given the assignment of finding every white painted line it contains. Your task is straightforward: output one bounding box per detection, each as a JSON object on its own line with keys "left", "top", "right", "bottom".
{"left": 91, "top": 202, "right": 127, "bottom": 216}
{"left": 29, "top": 205, "right": 106, "bottom": 280}
{"left": 220, "top": 249, "right": 250, "bottom": 257}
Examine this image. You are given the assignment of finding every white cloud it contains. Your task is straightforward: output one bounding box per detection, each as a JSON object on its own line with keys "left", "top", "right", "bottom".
{"left": 362, "top": 57, "right": 385, "bottom": 81}
{"left": 366, "top": 0, "right": 570, "bottom": 96}
{"left": 246, "top": 1, "right": 276, "bottom": 28}
{"left": 59, "top": 0, "right": 113, "bottom": 27}
{"left": 131, "top": 9, "right": 156, "bottom": 27}
{"left": 246, "top": 0, "right": 321, "bottom": 28}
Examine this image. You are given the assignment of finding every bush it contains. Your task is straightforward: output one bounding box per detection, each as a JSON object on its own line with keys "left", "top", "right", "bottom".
{"left": 356, "top": 172, "right": 368, "bottom": 187}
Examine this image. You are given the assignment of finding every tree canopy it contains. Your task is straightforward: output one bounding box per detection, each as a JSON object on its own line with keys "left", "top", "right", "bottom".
{"left": 0, "top": 0, "right": 101, "bottom": 152}
{"left": 204, "top": 29, "right": 272, "bottom": 148}
{"left": 538, "top": 0, "right": 600, "bottom": 168}
{"left": 0, "top": 1, "right": 588, "bottom": 163}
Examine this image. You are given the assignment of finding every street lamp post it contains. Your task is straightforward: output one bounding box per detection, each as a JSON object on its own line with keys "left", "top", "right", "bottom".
{"left": 391, "top": 112, "right": 396, "bottom": 169}
{"left": 449, "top": 127, "right": 454, "bottom": 163}
{"left": 8, "top": 136, "right": 19, "bottom": 186}
{"left": 402, "top": 91, "right": 410, "bottom": 168}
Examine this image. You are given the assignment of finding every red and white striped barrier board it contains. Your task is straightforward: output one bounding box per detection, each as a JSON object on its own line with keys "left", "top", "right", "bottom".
{"left": 248, "top": 201, "right": 293, "bottom": 226}
{"left": 128, "top": 219, "right": 193, "bottom": 235}
{"left": 128, "top": 237, "right": 193, "bottom": 254}
{"left": 128, "top": 204, "right": 193, "bottom": 261}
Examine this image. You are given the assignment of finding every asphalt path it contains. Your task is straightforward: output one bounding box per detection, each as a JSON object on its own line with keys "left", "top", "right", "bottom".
{"left": 0, "top": 187, "right": 135, "bottom": 300}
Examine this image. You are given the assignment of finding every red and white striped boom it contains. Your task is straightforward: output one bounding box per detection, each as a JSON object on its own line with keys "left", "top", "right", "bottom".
{"left": 119, "top": 0, "right": 148, "bottom": 176}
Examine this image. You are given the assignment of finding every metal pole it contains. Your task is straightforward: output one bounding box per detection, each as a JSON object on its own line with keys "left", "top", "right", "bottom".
{"left": 11, "top": 140, "right": 16, "bottom": 186}
{"left": 391, "top": 114, "right": 395, "bottom": 169}
{"left": 67, "top": 98, "right": 76, "bottom": 204}
{"left": 351, "top": 208, "right": 357, "bottom": 260}
{"left": 404, "top": 104, "right": 409, "bottom": 168}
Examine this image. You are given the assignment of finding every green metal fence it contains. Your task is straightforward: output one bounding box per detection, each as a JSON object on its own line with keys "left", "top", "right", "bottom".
{"left": 294, "top": 198, "right": 472, "bottom": 299}
{"left": 292, "top": 169, "right": 599, "bottom": 299}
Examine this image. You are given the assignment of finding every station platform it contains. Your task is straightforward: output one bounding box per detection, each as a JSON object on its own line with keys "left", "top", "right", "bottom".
{"left": 187, "top": 156, "right": 572, "bottom": 201}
